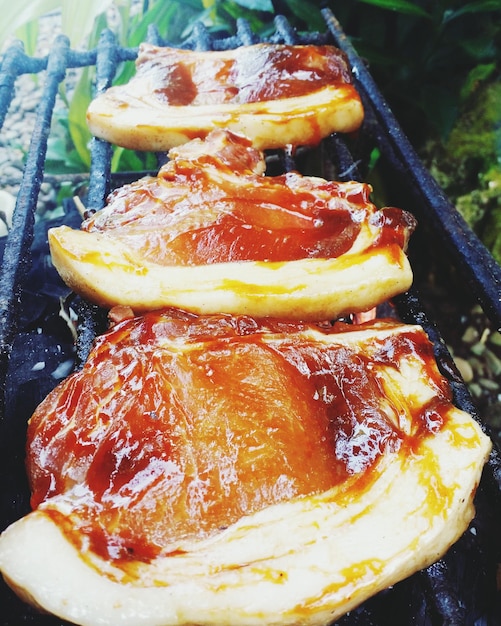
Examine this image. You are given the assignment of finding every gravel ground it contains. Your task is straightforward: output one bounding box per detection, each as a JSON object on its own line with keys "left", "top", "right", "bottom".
{"left": 1, "top": 11, "right": 500, "bottom": 446}
{"left": 0, "top": 12, "right": 63, "bottom": 227}
{"left": 419, "top": 282, "right": 501, "bottom": 446}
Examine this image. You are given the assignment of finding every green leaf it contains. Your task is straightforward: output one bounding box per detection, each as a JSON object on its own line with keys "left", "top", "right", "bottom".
{"left": 111, "top": 146, "right": 157, "bottom": 173}
{"left": 127, "top": 1, "right": 181, "bottom": 46}
{"left": 460, "top": 35, "right": 498, "bottom": 61}
{"left": 0, "top": 0, "right": 59, "bottom": 49}
{"left": 461, "top": 63, "right": 497, "bottom": 101}
{"left": 444, "top": 1, "right": 501, "bottom": 22}
{"left": 45, "top": 119, "right": 89, "bottom": 174}
{"left": 483, "top": 206, "right": 501, "bottom": 265}
{"left": 232, "top": 0, "right": 274, "bottom": 11}
{"left": 356, "top": 0, "right": 431, "bottom": 19}
{"left": 14, "top": 19, "right": 40, "bottom": 57}
{"left": 60, "top": 0, "right": 115, "bottom": 47}
{"left": 282, "top": 0, "right": 324, "bottom": 30}
{"left": 67, "top": 65, "right": 94, "bottom": 170}
{"left": 1, "top": 0, "right": 116, "bottom": 50}
{"left": 420, "top": 84, "right": 460, "bottom": 140}
{"left": 111, "top": 147, "right": 138, "bottom": 173}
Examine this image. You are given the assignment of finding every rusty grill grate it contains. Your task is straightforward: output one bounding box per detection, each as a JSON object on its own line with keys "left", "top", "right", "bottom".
{"left": 0, "top": 8, "right": 500, "bottom": 625}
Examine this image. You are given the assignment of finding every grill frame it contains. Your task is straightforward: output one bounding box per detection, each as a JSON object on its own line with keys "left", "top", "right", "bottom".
{"left": 0, "top": 9, "right": 500, "bottom": 625}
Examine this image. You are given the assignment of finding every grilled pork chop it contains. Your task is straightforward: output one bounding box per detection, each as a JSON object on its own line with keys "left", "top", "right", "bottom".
{"left": 49, "top": 130, "right": 416, "bottom": 319}
{"left": 0, "top": 309, "right": 491, "bottom": 626}
{"left": 86, "top": 43, "right": 364, "bottom": 151}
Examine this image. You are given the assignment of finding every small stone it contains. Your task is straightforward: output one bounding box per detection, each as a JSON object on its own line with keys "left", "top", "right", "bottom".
{"left": 40, "top": 182, "right": 52, "bottom": 196}
{"left": 488, "top": 330, "right": 501, "bottom": 347}
{"left": 453, "top": 356, "right": 474, "bottom": 383}
{"left": 22, "top": 94, "right": 40, "bottom": 113}
{"left": 484, "top": 349, "right": 501, "bottom": 377}
{"left": 479, "top": 377, "right": 500, "bottom": 392}
{"left": 462, "top": 326, "right": 479, "bottom": 344}
{"left": 3, "top": 165, "right": 22, "bottom": 181}
{"left": 468, "top": 382, "right": 483, "bottom": 398}
{"left": 469, "top": 356, "right": 486, "bottom": 378}
{"left": 0, "top": 190, "right": 15, "bottom": 236}
{"left": 470, "top": 341, "right": 486, "bottom": 356}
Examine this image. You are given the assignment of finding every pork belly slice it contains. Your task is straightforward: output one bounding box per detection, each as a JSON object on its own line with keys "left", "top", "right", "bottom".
{"left": 0, "top": 310, "right": 491, "bottom": 626}
{"left": 49, "top": 130, "right": 416, "bottom": 319}
{"left": 86, "top": 43, "right": 364, "bottom": 151}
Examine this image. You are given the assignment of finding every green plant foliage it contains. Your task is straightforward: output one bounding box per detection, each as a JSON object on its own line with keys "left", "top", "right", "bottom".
{"left": 356, "top": 0, "right": 431, "bottom": 18}
{"left": 60, "top": 0, "right": 115, "bottom": 47}
{"left": 14, "top": 20, "right": 40, "bottom": 58}
{"left": 337, "top": 0, "right": 500, "bottom": 261}
{"left": 45, "top": 113, "right": 90, "bottom": 174}
{"left": 232, "top": 0, "right": 274, "bottom": 11}
{"left": 65, "top": 12, "right": 109, "bottom": 173}
{"left": 1, "top": 0, "right": 58, "bottom": 51}
{"left": 0, "top": 0, "right": 117, "bottom": 51}
{"left": 336, "top": 0, "right": 501, "bottom": 145}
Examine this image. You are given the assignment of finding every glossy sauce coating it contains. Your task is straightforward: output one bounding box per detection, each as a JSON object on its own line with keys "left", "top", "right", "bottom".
{"left": 138, "top": 44, "right": 354, "bottom": 106}
{"left": 81, "top": 132, "right": 416, "bottom": 266}
{"left": 28, "top": 310, "right": 452, "bottom": 565}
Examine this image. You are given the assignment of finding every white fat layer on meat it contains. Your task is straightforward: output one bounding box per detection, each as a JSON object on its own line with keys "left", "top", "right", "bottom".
{"left": 0, "top": 407, "right": 490, "bottom": 626}
{"left": 0, "top": 322, "right": 492, "bottom": 626}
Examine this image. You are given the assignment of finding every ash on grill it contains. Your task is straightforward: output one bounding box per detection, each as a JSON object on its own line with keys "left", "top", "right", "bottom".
{"left": 1, "top": 9, "right": 501, "bottom": 626}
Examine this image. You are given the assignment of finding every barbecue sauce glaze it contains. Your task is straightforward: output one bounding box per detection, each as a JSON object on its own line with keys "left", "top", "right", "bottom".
{"left": 81, "top": 131, "right": 416, "bottom": 267}
{"left": 140, "top": 44, "right": 355, "bottom": 106}
{"left": 27, "top": 311, "right": 452, "bottom": 567}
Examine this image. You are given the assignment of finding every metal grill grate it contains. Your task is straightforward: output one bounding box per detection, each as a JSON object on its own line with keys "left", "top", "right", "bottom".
{"left": 0, "top": 9, "right": 500, "bottom": 625}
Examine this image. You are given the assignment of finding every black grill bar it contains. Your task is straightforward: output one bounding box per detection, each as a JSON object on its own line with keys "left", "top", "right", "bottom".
{"left": 87, "top": 29, "right": 138, "bottom": 212}
{"left": 86, "top": 31, "right": 115, "bottom": 213}
{"left": 422, "top": 560, "right": 466, "bottom": 626}
{"left": 75, "top": 27, "right": 161, "bottom": 367}
{"left": 0, "top": 34, "right": 71, "bottom": 411}
{"left": 0, "top": 41, "right": 26, "bottom": 129}
{"left": 322, "top": 7, "right": 501, "bottom": 333}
